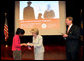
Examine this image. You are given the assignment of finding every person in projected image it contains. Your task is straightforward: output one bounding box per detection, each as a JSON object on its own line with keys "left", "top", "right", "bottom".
{"left": 38, "top": 13, "right": 43, "bottom": 19}
{"left": 43, "top": 4, "right": 55, "bottom": 19}
{"left": 23, "top": 1, "right": 35, "bottom": 20}
{"left": 27, "top": 28, "right": 45, "bottom": 60}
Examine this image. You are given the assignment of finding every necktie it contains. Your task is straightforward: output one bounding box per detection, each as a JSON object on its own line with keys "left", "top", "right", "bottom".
{"left": 67, "top": 26, "right": 70, "bottom": 33}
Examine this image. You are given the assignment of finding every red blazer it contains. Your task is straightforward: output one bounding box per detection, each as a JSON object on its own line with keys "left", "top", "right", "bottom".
{"left": 12, "top": 35, "right": 21, "bottom": 51}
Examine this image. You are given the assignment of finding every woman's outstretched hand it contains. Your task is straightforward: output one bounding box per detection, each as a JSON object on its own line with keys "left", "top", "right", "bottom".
{"left": 21, "top": 43, "right": 27, "bottom": 46}
{"left": 27, "top": 42, "right": 33, "bottom": 46}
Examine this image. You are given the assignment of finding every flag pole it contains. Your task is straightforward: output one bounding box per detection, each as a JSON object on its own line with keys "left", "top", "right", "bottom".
{"left": 5, "top": 12, "right": 8, "bottom": 48}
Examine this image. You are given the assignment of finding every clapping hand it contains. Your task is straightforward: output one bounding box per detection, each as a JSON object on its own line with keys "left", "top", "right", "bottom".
{"left": 63, "top": 34, "right": 68, "bottom": 37}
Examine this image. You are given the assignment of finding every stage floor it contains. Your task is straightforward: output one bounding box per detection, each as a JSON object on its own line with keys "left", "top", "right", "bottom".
{"left": 1, "top": 44, "right": 83, "bottom": 60}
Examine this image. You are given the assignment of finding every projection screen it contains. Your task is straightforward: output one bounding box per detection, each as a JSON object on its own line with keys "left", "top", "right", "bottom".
{"left": 15, "top": 1, "right": 66, "bottom": 35}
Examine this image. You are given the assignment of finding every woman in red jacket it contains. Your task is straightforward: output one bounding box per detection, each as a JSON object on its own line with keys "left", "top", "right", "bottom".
{"left": 12, "top": 28, "right": 27, "bottom": 60}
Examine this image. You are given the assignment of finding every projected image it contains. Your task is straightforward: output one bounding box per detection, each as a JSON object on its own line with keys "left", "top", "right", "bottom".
{"left": 20, "top": 1, "right": 59, "bottom": 20}
{"left": 15, "top": 1, "right": 66, "bottom": 35}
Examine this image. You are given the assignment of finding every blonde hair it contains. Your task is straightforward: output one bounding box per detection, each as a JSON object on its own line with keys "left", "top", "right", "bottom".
{"left": 30, "top": 28, "right": 39, "bottom": 35}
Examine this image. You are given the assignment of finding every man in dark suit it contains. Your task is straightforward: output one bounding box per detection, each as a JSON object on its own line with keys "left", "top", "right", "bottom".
{"left": 62, "top": 17, "right": 80, "bottom": 60}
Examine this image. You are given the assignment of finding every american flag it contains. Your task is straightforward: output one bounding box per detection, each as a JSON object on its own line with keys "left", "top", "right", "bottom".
{"left": 4, "top": 13, "right": 8, "bottom": 41}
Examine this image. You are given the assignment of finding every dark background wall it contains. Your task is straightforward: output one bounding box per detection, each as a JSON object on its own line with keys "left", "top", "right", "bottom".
{"left": 0, "top": 0, "right": 83, "bottom": 46}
